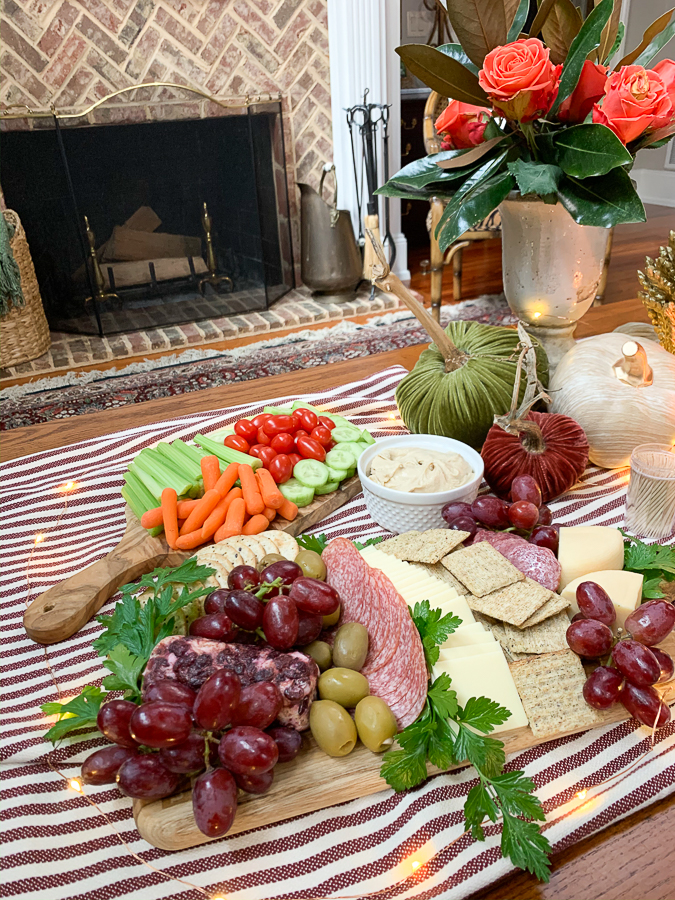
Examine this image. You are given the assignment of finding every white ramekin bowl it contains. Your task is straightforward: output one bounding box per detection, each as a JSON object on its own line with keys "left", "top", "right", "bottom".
{"left": 357, "top": 434, "right": 484, "bottom": 533}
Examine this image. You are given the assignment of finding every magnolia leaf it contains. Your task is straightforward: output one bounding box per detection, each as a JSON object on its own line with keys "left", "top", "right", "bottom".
{"left": 633, "top": 123, "right": 675, "bottom": 150}
{"left": 554, "top": 123, "right": 632, "bottom": 177}
{"left": 438, "top": 171, "right": 514, "bottom": 251}
{"left": 436, "top": 42, "right": 479, "bottom": 76}
{"left": 435, "top": 135, "right": 509, "bottom": 169}
{"left": 444, "top": 0, "right": 510, "bottom": 67}
{"left": 597, "top": 0, "right": 622, "bottom": 64}
{"left": 388, "top": 149, "right": 483, "bottom": 187}
{"left": 508, "top": 0, "right": 530, "bottom": 41}
{"left": 396, "top": 45, "right": 489, "bottom": 106}
{"left": 436, "top": 150, "right": 509, "bottom": 239}
{"left": 605, "top": 21, "right": 625, "bottom": 63}
{"left": 551, "top": 0, "right": 614, "bottom": 114}
{"left": 616, "top": 7, "right": 675, "bottom": 67}
{"left": 557, "top": 168, "right": 646, "bottom": 228}
{"left": 375, "top": 182, "right": 457, "bottom": 201}
{"left": 529, "top": 0, "right": 558, "bottom": 38}
{"left": 540, "top": 0, "right": 583, "bottom": 65}
{"left": 507, "top": 159, "right": 562, "bottom": 196}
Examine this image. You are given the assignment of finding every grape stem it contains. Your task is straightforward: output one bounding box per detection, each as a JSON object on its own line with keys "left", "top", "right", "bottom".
{"left": 255, "top": 578, "right": 283, "bottom": 600}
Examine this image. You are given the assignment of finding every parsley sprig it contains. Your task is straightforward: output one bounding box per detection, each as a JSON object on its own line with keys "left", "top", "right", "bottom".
{"left": 296, "top": 533, "right": 329, "bottom": 554}
{"left": 411, "top": 599, "right": 462, "bottom": 669}
{"left": 621, "top": 531, "right": 675, "bottom": 598}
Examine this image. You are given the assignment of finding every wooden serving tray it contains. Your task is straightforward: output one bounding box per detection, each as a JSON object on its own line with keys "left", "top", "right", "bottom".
{"left": 134, "top": 633, "right": 675, "bottom": 852}
{"left": 23, "top": 476, "right": 362, "bottom": 645}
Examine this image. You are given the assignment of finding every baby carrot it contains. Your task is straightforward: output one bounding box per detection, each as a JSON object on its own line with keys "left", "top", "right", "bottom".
{"left": 214, "top": 462, "right": 240, "bottom": 498}
{"left": 140, "top": 506, "right": 163, "bottom": 529}
{"left": 179, "top": 489, "right": 222, "bottom": 535}
{"left": 200, "top": 488, "right": 243, "bottom": 541}
{"left": 242, "top": 513, "right": 270, "bottom": 536}
{"left": 262, "top": 506, "right": 277, "bottom": 522}
{"left": 277, "top": 496, "right": 298, "bottom": 521}
{"left": 177, "top": 499, "right": 200, "bottom": 518}
{"left": 176, "top": 530, "right": 207, "bottom": 550}
{"left": 161, "top": 488, "right": 179, "bottom": 549}
{"left": 214, "top": 497, "right": 246, "bottom": 542}
{"left": 238, "top": 464, "right": 265, "bottom": 516}
{"left": 200, "top": 455, "right": 221, "bottom": 493}
{"left": 255, "top": 468, "right": 284, "bottom": 510}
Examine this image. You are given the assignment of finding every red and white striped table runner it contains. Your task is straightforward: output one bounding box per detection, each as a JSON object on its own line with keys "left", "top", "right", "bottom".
{"left": 2, "top": 366, "right": 673, "bottom": 900}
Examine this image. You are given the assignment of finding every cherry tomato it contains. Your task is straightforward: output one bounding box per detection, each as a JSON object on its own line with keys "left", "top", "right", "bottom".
{"left": 269, "top": 454, "right": 293, "bottom": 484}
{"left": 318, "top": 416, "right": 335, "bottom": 431}
{"left": 251, "top": 413, "right": 271, "bottom": 428}
{"left": 224, "top": 434, "right": 250, "bottom": 454}
{"left": 288, "top": 453, "right": 302, "bottom": 467}
{"left": 326, "top": 440, "right": 336, "bottom": 451}
{"left": 290, "top": 411, "right": 304, "bottom": 431}
{"left": 263, "top": 415, "right": 295, "bottom": 437}
{"left": 256, "top": 427, "right": 271, "bottom": 446}
{"left": 310, "top": 425, "right": 332, "bottom": 447}
{"left": 234, "top": 419, "right": 257, "bottom": 442}
{"left": 294, "top": 429, "right": 309, "bottom": 441}
{"left": 258, "top": 447, "right": 277, "bottom": 468}
{"left": 248, "top": 444, "right": 267, "bottom": 459}
{"left": 294, "top": 408, "right": 318, "bottom": 431}
{"left": 296, "top": 435, "right": 326, "bottom": 462}
{"left": 270, "top": 432, "right": 295, "bottom": 454}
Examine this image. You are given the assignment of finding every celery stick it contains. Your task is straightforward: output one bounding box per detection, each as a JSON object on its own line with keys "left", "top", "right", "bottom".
{"left": 194, "top": 433, "right": 261, "bottom": 469}
{"left": 156, "top": 442, "right": 201, "bottom": 480}
{"left": 206, "top": 427, "right": 236, "bottom": 441}
{"left": 173, "top": 439, "right": 209, "bottom": 465}
{"left": 133, "top": 453, "right": 193, "bottom": 497}
{"left": 263, "top": 405, "right": 294, "bottom": 416}
{"left": 122, "top": 485, "right": 163, "bottom": 537}
{"left": 124, "top": 467, "right": 160, "bottom": 507}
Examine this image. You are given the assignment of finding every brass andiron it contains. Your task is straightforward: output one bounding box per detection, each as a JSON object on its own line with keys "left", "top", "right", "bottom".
{"left": 83, "top": 215, "right": 120, "bottom": 307}
{"left": 199, "top": 202, "right": 233, "bottom": 294}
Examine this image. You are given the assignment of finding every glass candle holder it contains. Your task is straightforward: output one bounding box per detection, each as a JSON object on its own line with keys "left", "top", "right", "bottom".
{"left": 625, "top": 443, "right": 675, "bottom": 539}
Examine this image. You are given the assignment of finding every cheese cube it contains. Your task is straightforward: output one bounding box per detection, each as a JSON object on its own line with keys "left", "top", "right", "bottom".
{"left": 561, "top": 569, "right": 644, "bottom": 628}
{"left": 558, "top": 526, "right": 624, "bottom": 590}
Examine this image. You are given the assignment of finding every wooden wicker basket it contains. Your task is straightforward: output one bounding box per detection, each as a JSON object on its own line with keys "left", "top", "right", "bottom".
{"left": 1, "top": 210, "right": 50, "bottom": 368}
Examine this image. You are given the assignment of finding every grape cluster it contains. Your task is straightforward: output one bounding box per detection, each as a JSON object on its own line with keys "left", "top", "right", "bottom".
{"left": 441, "top": 474, "right": 558, "bottom": 553}
{"left": 567, "top": 584, "right": 675, "bottom": 728}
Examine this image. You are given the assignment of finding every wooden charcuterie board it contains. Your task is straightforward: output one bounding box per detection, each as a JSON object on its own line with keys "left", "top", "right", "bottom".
{"left": 23, "top": 476, "right": 362, "bottom": 645}
{"left": 133, "top": 635, "right": 675, "bottom": 851}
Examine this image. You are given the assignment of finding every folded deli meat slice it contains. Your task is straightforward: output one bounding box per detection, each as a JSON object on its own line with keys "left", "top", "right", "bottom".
{"left": 324, "top": 538, "right": 427, "bottom": 729}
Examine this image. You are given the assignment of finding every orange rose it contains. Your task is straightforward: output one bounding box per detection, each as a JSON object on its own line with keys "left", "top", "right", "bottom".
{"left": 435, "top": 100, "right": 490, "bottom": 150}
{"left": 653, "top": 59, "right": 675, "bottom": 111}
{"left": 557, "top": 60, "right": 607, "bottom": 124}
{"left": 592, "top": 65, "right": 673, "bottom": 143}
{"left": 478, "top": 38, "right": 562, "bottom": 122}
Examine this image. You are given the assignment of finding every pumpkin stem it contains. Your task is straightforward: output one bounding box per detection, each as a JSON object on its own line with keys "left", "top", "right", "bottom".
{"left": 366, "top": 229, "right": 468, "bottom": 372}
{"left": 612, "top": 340, "right": 654, "bottom": 388}
{"left": 493, "top": 324, "right": 551, "bottom": 440}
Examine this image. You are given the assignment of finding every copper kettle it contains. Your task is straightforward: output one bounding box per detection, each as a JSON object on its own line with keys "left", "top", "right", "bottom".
{"left": 298, "top": 164, "right": 362, "bottom": 293}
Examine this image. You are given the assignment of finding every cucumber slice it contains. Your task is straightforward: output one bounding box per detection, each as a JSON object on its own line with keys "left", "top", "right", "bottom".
{"left": 335, "top": 441, "right": 369, "bottom": 462}
{"left": 327, "top": 414, "right": 353, "bottom": 429}
{"left": 331, "top": 425, "right": 362, "bottom": 443}
{"left": 360, "top": 429, "right": 376, "bottom": 445}
{"left": 314, "top": 480, "right": 340, "bottom": 496}
{"left": 345, "top": 467, "right": 356, "bottom": 479}
{"left": 264, "top": 405, "right": 294, "bottom": 416}
{"left": 293, "top": 459, "right": 329, "bottom": 488}
{"left": 326, "top": 447, "right": 357, "bottom": 470}
{"left": 326, "top": 465, "right": 348, "bottom": 482}
{"left": 279, "top": 478, "right": 315, "bottom": 507}
{"left": 291, "top": 400, "right": 323, "bottom": 414}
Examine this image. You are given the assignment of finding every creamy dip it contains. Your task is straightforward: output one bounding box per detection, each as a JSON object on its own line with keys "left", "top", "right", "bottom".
{"left": 368, "top": 447, "right": 473, "bottom": 494}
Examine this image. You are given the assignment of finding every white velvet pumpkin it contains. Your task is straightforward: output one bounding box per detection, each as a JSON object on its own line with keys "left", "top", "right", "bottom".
{"left": 549, "top": 333, "right": 675, "bottom": 468}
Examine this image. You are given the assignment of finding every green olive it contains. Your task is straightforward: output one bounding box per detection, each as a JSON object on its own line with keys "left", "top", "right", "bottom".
{"left": 322, "top": 603, "right": 341, "bottom": 627}
{"left": 318, "top": 668, "right": 369, "bottom": 708}
{"left": 332, "top": 622, "right": 369, "bottom": 671}
{"left": 354, "top": 696, "right": 398, "bottom": 753}
{"left": 310, "top": 700, "right": 357, "bottom": 757}
{"left": 304, "top": 640, "right": 332, "bottom": 671}
{"left": 257, "top": 553, "right": 285, "bottom": 572}
{"left": 295, "top": 549, "right": 327, "bottom": 580}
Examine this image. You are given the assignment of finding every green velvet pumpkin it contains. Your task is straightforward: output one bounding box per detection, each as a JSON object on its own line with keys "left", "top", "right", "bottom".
{"left": 395, "top": 321, "right": 549, "bottom": 450}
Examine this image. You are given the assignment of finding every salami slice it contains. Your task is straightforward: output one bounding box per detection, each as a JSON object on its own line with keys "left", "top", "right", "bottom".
{"left": 473, "top": 529, "right": 561, "bottom": 591}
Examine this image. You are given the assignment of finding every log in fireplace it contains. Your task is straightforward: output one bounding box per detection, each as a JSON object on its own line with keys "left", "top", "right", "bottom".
{"left": 0, "top": 98, "right": 294, "bottom": 336}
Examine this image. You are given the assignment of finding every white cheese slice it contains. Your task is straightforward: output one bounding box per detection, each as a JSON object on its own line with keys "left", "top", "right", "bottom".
{"left": 561, "top": 569, "right": 644, "bottom": 628}
{"left": 558, "top": 526, "right": 624, "bottom": 590}
{"left": 437, "top": 643, "right": 503, "bottom": 661}
{"left": 433, "top": 655, "right": 529, "bottom": 733}
{"left": 440, "top": 629, "right": 497, "bottom": 650}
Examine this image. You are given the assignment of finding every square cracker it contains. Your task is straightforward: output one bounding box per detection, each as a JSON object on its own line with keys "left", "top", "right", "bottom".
{"left": 465, "top": 577, "right": 549, "bottom": 626}
{"left": 378, "top": 532, "right": 421, "bottom": 556}
{"left": 499, "top": 611, "right": 570, "bottom": 655}
{"left": 518, "top": 593, "right": 571, "bottom": 629}
{"left": 380, "top": 529, "right": 469, "bottom": 563}
{"left": 441, "top": 541, "right": 524, "bottom": 597}
{"left": 509, "top": 649, "right": 605, "bottom": 737}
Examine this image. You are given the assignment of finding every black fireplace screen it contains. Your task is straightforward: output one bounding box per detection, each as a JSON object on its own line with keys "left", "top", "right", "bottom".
{"left": 0, "top": 101, "right": 294, "bottom": 336}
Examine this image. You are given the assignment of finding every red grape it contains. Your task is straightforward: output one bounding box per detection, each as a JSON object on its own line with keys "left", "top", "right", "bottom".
{"left": 158, "top": 733, "right": 208, "bottom": 774}
{"left": 267, "top": 726, "right": 302, "bottom": 763}
{"left": 228, "top": 565, "right": 261, "bottom": 591}
{"left": 189, "top": 613, "right": 239, "bottom": 641}
{"left": 576, "top": 582, "right": 616, "bottom": 626}
{"left": 537, "top": 505, "right": 553, "bottom": 526}
{"left": 218, "top": 726, "right": 278, "bottom": 775}
{"left": 261, "top": 560, "right": 302, "bottom": 589}
{"left": 529, "top": 525, "right": 559, "bottom": 554}
{"left": 447, "top": 515, "right": 478, "bottom": 538}
{"left": 510, "top": 475, "right": 542, "bottom": 508}
{"left": 232, "top": 683, "right": 283, "bottom": 730}
{"left": 441, "top": 501, "right": 473, "bottom": 524}
{"left": 582, "top": 666, "right": 623, "bottom": 709}
{"left": 225, "top": 590, "right": 265, "bottom": 631}
{"left": 508, "top": 500, "right": 539, "bottom": 531}
{"left": 566, "top": 619, "right": 613, "bottom": 657}
{"left": 288, "top": 577, "right": 339, "bottom": 616}
{"left": 116, "top": 754, "right": 179, "bottom": 799}
{"left": 204, "top": 588, "right": 229, "bottom": 614}
{"left": 296, "top": 609, "right": 324, "bottom": 645}
{"left": 192, "top": 767, "right": 238, "bottom": 837}
{"left": 651, "top": 647, "right": 674, "bottom": 684}
{"left": 620, "top": 681, "right": 671, "bottom": 729}
{"left": 235, "top": 769, "right": 275, "bottom": 794}
{"left": 194, "top": 669, "right": 241, "bottom": 731}
{"left": 262, "top": 596, "right": 299, "bottom": 649}
{"left": 96, "top": 699, "right": 139, "bottom": 749}
{"left": 571, "top": 612, "right": 586, "bottom": 623}
{"left": 624, "top": 599, "right": 675, "bottom": 646}
{"left": 129, "top": 702, "right": 192, "bottom": 749}
{"left": 612, "top": 639, "right": 661, "bottom": 687}
{"left": 143, "top": 680, "right": 196, "bottom": 709}
{"left": 471, "top": 495, "right": 511, "bottom": 528}
{"left": 81, "top": 746, "right": 138, "bottom": 785}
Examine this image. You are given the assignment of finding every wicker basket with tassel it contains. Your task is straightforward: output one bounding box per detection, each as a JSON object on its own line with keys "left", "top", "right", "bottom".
{"left": 1, "top": 210, "right": 51, "bottom": 368}
{"left": 638, "top": 230, "right": 675, "bottom": 354}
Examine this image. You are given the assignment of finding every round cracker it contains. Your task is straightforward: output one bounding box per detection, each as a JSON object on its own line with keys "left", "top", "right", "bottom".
{"left": 217, "top": 537, "right": 257, "bottom": 567}
{"left": 197, "top": 545, "right": 244, "bottom": 575}
{"left": 252, "top": 533, "right": 282, "bottom": 557}
{"left": 266, "top": 531, "right": 299, "bottom": 560}
{"left": 235, "top": 535, "right": 267, "bottom": 565}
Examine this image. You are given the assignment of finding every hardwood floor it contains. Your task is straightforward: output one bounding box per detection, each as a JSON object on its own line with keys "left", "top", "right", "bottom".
{"left": 408, "top": 203, "right": 674, "bottom": 308}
